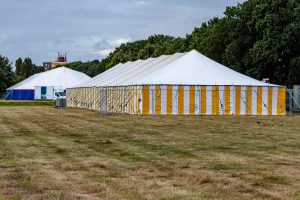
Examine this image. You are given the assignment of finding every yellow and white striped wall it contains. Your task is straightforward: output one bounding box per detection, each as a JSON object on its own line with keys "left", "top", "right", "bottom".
{"left": 67, "top": 85, "right": 286, "bottom": 116}
{"left": 141, "top": 85, "right": 286, "bottom": 115}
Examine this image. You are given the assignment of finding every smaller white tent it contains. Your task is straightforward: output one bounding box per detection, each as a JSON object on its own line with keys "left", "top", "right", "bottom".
{"left": 6, "top": 67, "right": 90, "bottom": 100}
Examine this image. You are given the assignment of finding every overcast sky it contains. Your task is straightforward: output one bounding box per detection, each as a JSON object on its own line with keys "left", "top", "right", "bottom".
{"left": 0, "top": 0, "right": 244, "bottom": 65}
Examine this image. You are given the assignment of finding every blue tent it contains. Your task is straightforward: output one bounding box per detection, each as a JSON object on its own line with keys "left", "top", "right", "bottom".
{"left": 5, "top": 90, "right": 34, "bottom": 100}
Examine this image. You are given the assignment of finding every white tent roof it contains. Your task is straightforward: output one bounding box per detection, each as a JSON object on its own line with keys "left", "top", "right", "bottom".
{"left": 77, "top": 50, "right": 278, "bottom": 87}
{"left": 7, "top": 67, "right": 91, "bottom": 90}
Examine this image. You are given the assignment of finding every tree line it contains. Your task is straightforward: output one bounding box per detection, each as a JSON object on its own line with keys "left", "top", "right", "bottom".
{"left": 66, "top": 0, "right": 300, "bottom": 87}
{"left": 0, "top": 56, "right": 43, "bottom": 97}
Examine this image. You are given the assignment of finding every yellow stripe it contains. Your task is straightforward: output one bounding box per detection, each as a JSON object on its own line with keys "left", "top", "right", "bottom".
{"left": 257, "top": 87, "right": 262, "bottom": 115}
{"left": 85, "top": 88, "right": 88, "bottom": 107}
{"left": 224, "top": 86, "right": 231, "bottom": 115}
{"left": 128, "top": 87, "right": 132, "bottom": 114}
{"left": 127, "top": 87, "right": 130, "bottom": 113}
{"left": 142, "top": 86, "right": 149, "bottom": 114}
{"left": 189, "top": 86, "right": 195, "bottom": 115}
{"left": 136, "top": 86, "right": 139, "bottom": 113}
{"left": 120, "top": 87, "right": 122, "bottom": 110}
{"left": 135, "top": 87, "right": 137, "bottom": 113}
{"left": 277, "top": 88, "right": 286, "bottom": 115}
{"left": 134, "top": 87, "right": 137, "bottom": 113}
{"left": 83, "top": 88, "right": 85, "bottom": 107}
{"left": 201, "top": 86, "right": 206, "bottom": 115}
{"left": 235, "top": 86, "right": 241, "bottom": 115}
{"left": 246, "top": 86, "right": 253, "bottom": 115}
{"left": 108, "top": 88, "right": 111, "bottom": 112}
{"left": 92, "top": 87, "right": 95, "bottom": 109}
{"left": 119, "top": 87, "right": 122, "bottom": 112}
{"left": 79, "top": 88, "right": 82, "bottom": 107}
{"left": 78, "top": 89, "right": 80, "bottom": 107}
{"left": 83, "top": 88, "right": 85, "bottom": 105}
{"left": 79, "top": 88, "right": 81, "bottom": 107}
{"left": 167, "top": 86, "right": 173, "bottom": 115}
{"left": 83, "top": 88, "right": 86, "bottom": 108}
{"left": 89, "top": 88, "right": 91, "bottom": 107}
{"left": 155, "top": 85, "right": 161, "bottom": 115}
{"left": 115, "top": 87, "right": 118, "bottom": 109}
{"left": 122, "top": 87, "right": 125, "bottom": 112}
{"left": 178, "top": 86, "right": 184, "bottom": 115}
{"left": 137, "top": 86, "right": 141, "bottom": 114}
{"left": 87, "top": 88, "right": 90, "bottom": 108}
{"left": 92, "top": 88, "right": 95, "bottom": 108}
{"left": 268, "top": 87, "right": 273, "bottom": 115}
{"left": 132, "top": 87, "right": 135, "bottom": 113}
{"left": 132, "top": 86, "right": 135, "bottom": 114}
{"left": 112, "top": 87, "right": 115, "bottom": 112}
{"left": 105, "top": 88, "right": 108, "bottom": 111}
{"left": 75, "top": 89, "right": 77, "bottom": 107}
{"left": 212, "top": 86, "right": 219, "bottom": 115}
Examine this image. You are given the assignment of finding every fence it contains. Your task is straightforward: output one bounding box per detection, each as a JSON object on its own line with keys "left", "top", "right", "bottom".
{"left": 67, "top": 86, "right": 142, "bottom": 114}
{"left": 286, "top": 89, "right": 300, "bottom": 115}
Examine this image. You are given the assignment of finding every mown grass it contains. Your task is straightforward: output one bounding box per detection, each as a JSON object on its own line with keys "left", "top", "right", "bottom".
{"left": 0, "top": 106, "right": 299, "bottom": 200}
{"left": 0, "top": 101, "right": 53, "bottom": 106}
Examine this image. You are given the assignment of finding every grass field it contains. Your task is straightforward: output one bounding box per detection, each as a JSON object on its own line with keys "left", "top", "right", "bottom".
{"left": 0, "top": 107, "right": 299, "bottom": 200}
{"left": 0, "top": 101, "right": 53, "bottom": 107}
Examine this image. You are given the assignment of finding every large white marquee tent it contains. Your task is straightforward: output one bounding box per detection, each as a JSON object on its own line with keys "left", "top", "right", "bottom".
{"left": 6, "top": 67, "right": 91, "bottom": 100}
{"left": 67, "top": 50, "right": 286, "bottom": 115}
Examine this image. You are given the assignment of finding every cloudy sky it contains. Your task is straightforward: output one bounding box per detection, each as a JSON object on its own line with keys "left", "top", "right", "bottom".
{"left": 0, "top": 0, "right": 244, "bottom": 65}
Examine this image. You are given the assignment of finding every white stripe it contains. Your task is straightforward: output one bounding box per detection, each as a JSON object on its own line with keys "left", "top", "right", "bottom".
{"left": 230, "top": 86, "right": 235, "bottom": 115}
{"left": 149, "top": 86, "right": 155, "bottom": 115}
{"left": 262, "top": 87, "right": 268, "bottom": 115}
{"left": 132, "top": 87, "right": 136, "bottom": 113}
{"left": 272, "top": 87, "right": 278, "bottom": 115}
{"left": 240, "top": 86, "right": 247, "bottom": 115}
{"left": 195, "top": 86, "right": 201, "bottom": 115}
{"left": 252, "top": 87, "right": 257, "bottom": 115}
{"left": 184, "top": 86, "right": 190, "bottom": 115}
{"left": 206, "top": 86, "right": 212, "bottom": 115}
{"left": 161, "top": 86, "right": 167, "bottom": 115}
{"left": 172, "top": 86, "right": 179, "bottom": 115}
{"left": 219, "top": 86, "right": 225, "bottom": 115}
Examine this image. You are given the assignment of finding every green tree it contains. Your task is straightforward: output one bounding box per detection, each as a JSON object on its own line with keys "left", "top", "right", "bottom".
{"left": 22, "top": 58, "right": 33, "bottom": 78}
{"left": 0, "top": 55, "right": 15, "bottom": 97}
{"left": 32, "top": 64, "right": 44, "bottom": 74}
{"left": 288, "top": 56, "right": 300, "bottom": 86}
{"left": 15, "top": 57, "right": 23, "bottom": 76}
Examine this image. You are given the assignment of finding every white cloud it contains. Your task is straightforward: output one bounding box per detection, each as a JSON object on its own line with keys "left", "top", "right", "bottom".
{"left": 93, "top": 49, "right": 114, "bottom": 57}
{"left": 92, "top": 37, "right": 132, "bottom": 57}
{"left": 109, "top": 37, "right": 132, "bottom": 46}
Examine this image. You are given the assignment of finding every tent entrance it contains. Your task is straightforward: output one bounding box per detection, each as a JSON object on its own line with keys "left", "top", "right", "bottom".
{"left": 41, "top": 86, "right": 47, "bottom": 100}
